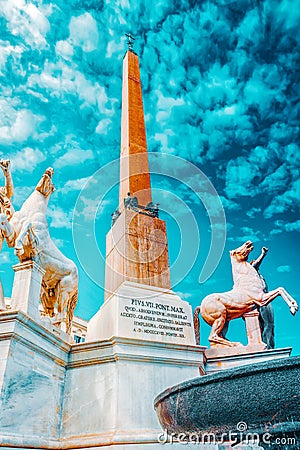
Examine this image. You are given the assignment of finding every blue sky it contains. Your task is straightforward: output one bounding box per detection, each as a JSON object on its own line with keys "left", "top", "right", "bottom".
{"left": 0, "top": 0, "right": 299, "bottom": 353}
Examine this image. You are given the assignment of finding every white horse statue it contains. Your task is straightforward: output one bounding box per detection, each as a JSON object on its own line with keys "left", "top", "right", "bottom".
{"left": 0, "top": 167, "right": 78, "bottom": 334}
{"left": 194, "top": 240, "right": 298, "bottom": 347}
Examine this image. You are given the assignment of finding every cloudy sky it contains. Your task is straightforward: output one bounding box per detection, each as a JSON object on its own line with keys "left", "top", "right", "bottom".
{"left": 0, "top": 0, "right": 299, "bottom": 352}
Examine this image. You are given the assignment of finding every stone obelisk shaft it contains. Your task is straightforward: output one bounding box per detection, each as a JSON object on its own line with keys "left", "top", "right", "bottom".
{"left": 104, "top": 50, "right": 171, "bottom": 299}
{"left": 119, "top": 50, "right": 152, "bottom": 208}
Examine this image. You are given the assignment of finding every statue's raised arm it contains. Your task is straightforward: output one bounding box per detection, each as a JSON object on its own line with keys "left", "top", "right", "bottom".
{"left": 0, "top": 159, "right": 15, "bottom": 311}
{"left": 251, "top": 246, "right": 268, "bottom": 271}
{"left": 0, "top": 159, "right": 14, "bottom": 220}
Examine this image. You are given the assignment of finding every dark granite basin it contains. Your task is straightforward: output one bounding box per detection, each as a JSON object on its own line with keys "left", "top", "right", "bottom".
{"left": 154, "top": 356, "right": 300, "bottom": 444}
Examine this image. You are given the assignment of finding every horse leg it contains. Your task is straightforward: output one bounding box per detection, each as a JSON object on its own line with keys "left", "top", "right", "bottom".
{"left": 209, "top": 313, "right": 242, "bottom": 347}
{"left": 261, "top": 288, "right": 298, "bottom": 314}
{"left": 58, "top": 267, "right": 78, "bottom": 334}
{"left": 14, "top": 220, "right": 32, "bottom": 256}
{"left": 220, "top": 321, "right": 230, "bottom": 339}
{"left": 40, "top": 281, "right": 55, "bottom": 317}
{"left": 65, "top": 290, "right": 78, "bottom": 335}
{"left": 278, "top": 287, "right": 298, "bottom": 314}
{"left": 48, "top": 283, "right": 67, "bottom": 331}
{"left": 58, "top": 288, "right": 76, "bottom": 335}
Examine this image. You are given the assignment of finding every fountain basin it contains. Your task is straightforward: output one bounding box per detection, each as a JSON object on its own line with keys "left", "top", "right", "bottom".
{"left": 154, "top": 356, "right": 300, "bottom": 440}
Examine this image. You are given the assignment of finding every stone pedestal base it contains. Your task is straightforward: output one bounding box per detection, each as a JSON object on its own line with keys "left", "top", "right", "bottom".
{"left": 62, "top": 339, "right": 205, "bottom": 447}
{"left": 0, "top": 310, "right": 69, "bottom": 442}
{"left": 0, "top": 309, "right": 206, "bottom": 449}
{"left": 10, "top": 260, "right": 45, "bottom": 322}
{"left": 205, "top": 346, "right": 292, "bottom": 374}
{"left": 87, "top": 281, "right": 196, "bottom": 345}
{"left": 243, "top": 309, "right": 266, "bottom": 347}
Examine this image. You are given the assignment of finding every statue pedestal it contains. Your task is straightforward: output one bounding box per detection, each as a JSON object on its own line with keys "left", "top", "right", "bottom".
{"left": 74, "top": 281, "right": 206, "bottom": 448}
{"left": 10, "top": 261, "right": 45, "bottom": 322}
{"left": 243, "top": 309, "right": 266, "bottom": 349}
{"left": 205, "top": 308, "right": 275, "bottom": 373}
{"left": 0, "top": 309, "right": 206, "bottom": 450}
{"left": 0, "top": 311, "right": 70, "bottom": 445}
{"left": 87, "top": 281, "right": 196, "bottom": 345}
{"left": 205, "top": 346, "right": 292, "bottom": 374}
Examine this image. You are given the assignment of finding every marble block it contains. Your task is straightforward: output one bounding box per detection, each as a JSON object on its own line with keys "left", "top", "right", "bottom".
{"left": 0, "top": 308, "right": 206, "bottom": 450}
{"left": 87, "top": 281, "right": 195, "bottom": 345}
{"left": 10, "top": 261, "right": 45, "bottom": 322}
{"left": 61, "top": 336, "right": 206, "bottom": 448}
{"left": 105, "top": 209, "right": 171, "bottom": 299}
{"left": 0, "top": 310, "right": 69, "bottom": 443}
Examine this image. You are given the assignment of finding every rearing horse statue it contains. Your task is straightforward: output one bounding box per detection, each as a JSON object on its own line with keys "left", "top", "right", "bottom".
{"left": 0, "top": 167, "right": 78, "bottom": 334}
{"left": 194, "top": 240, "right": 298, "bottom": 347}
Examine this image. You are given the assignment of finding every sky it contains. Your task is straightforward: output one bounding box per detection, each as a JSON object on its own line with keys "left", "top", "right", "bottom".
{"left": 0, "top": 0, "right": 299, "bottom": 353}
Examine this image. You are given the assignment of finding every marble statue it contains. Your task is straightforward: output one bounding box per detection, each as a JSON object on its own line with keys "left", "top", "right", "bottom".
{"left": 123, "top": 192, "right": 160, "bottom": 218}
{"left": 0, "top": 159, "right": 14, "bottom": 220}
{"left": 194, "top": 240, "right": 298, "bottom": 347}
{"left": 0, "top": 159, "right": 15, "bottom": 310}
{"left": 0, "top": 167, "right": 78, "bottom": 334}
{"left": 250, "top": 246, "right": 275, "bottom": 349}
{"left": 221, "top": 246, "right": 275, "bottom": 349}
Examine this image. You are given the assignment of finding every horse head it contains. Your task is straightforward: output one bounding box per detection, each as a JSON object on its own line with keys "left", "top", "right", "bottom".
{"left": 230, "top": 240, "right": 254, "bottom": 262}
{"left": 36, "top": 167, "right": 55, "bottom": 197}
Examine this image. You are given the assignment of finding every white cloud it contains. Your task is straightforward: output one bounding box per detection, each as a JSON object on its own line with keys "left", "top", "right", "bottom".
{"left": 0, "top": 40, "right": 23, "bottom": 75}
{"left": 228, "top": 227, "right": 261, "bottom": 244}
{"left": 28, "top": 61, "right": 114, "bottom": 112}
{"left": 153, "top": 129, "right": 175, "bottom": 152}
{"left": 52, "top": 237, "right": 64, "bottom": 248}
{"left": 225, "top": 157, "right": 258, "bottom": 198}
{"left": 75, "top": 196, "right": 110, "bottom": 221}
{"left": 0, "top": 251, "right": 10, "bottom": 263}
{"left": 55, "top": 148, "right": 94, "bottom": 169}
{"left": 61, "top": 177, "right": 90, "bottom": 194}
{"left": 174, "top": 291, "right": 192, "bottom": 300}
{"left": 246, "top": 207, "right": 261, "bottom": 219}
{"left": 284, "top": 220, "right": 300, "bottom": 233}
{"left": 12, "top": 147, "right": 46, "bottom": 173}
{"left": 106, "top": 39, "right": 124, "bottom": 58}
{"left": 219, "top": 195, "right": 240, "bottom": 212}
{"left": 264, "top": 179, "right": 300, "bottom": 218}
{"left": 48, "top": 205, "right": 72, "bottom": 229}
{"left": 96, "top": 118, "right": 112, "bottom": 135}
{"left": 69, "top": 13, "right": 99, "bottom": 53}
{"left": 12, "top": 186, "right": 34, "bottom": 208}
{"left": 55, "top": 40, "right": 74, "bottom": 59}
{"left": 277, "top": 265, "right": 291, "bottom": 273}
{"left": 269, "top": 219, "right": 300, "bottom": 236}
{"left": 0, "top": 0, "right": 50, "bottom": 50}
{"left": 0, "top": 108, "right": 44, "bottom": 144}
{"left": 155, "top": 90, "right": 185, "bottom": 123}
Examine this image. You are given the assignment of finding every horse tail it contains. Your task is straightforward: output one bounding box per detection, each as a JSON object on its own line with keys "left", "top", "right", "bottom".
{"left": 66, "top": 289, "right": 78, "bottom": 335}
{"left": 193, "top": 306, "right": 201, "bottom": 345}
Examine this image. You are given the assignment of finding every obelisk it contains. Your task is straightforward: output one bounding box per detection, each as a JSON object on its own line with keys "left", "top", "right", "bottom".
{"left": 119, "top": 48, "right": 152, "bottom": 208}
{"left": 87, "top": 38, "right": 195, "bottom": 346}
{"left": 104, "top": 47, "right": 171, "bottom": 299}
